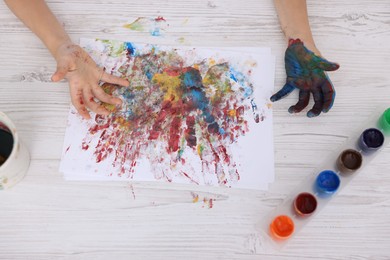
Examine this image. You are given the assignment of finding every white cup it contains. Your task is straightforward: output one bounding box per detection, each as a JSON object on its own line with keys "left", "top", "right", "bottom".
{"left": 0, "top": 112, "right": 30, "bottom": 189}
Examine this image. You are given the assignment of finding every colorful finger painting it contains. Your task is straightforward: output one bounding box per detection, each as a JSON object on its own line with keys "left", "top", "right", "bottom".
{"left": 60, "top": 39, "right": 275, "bottom": 190}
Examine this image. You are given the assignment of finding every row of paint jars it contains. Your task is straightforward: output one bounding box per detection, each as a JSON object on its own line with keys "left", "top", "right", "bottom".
{"left": 269, "top": 108, "right": 390, "bottom": 240}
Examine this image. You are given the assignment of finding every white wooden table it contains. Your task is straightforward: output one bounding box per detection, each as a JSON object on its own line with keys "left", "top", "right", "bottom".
{"left": 1, "top": 0, "right": 390, "bottom": 259}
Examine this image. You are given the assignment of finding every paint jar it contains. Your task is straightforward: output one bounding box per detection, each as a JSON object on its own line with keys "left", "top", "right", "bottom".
{"left": 269, "top": 215, "right": 294, "bottom": 240}
{"left": 379, "top": 108, "right": 390, "bottom": 135}
{"left": 315, "top": 170, "right": 340, "bottom": 195}
{"left": 358, "top": 128, "right": 384, "bottom": 153}
{"left": 337, "top": 149, "right": 363, "bottom": 174}
{"left": 0, "top": 112, "right": 30, "bottom": 190}
{"left": 293, "top": 192, "right": 317, "bottom": 216}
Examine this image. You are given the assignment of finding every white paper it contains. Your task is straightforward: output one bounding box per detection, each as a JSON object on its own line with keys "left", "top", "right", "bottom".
{"left": 60, "top": 38, "right": 275, "bottom": 190}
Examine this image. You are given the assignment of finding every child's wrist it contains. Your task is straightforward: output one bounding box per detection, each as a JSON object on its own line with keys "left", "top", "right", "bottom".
{"left": 46, "top": 36, "right": 73, "bottom": 58}
{"left": 285, "top": 34, "right": 320, "bottom": 56}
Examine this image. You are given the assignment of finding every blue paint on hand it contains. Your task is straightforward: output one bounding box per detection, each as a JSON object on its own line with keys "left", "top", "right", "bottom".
{"left": 271, "top": 39, "right": 339, "bottom": 118}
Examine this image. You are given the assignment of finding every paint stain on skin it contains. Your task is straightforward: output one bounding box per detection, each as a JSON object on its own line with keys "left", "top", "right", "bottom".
{"left": 124, "top": 17, "right": 168, "bottom": 37}
{"left": 81, "top": 40, "right": 264, "bottom": 186}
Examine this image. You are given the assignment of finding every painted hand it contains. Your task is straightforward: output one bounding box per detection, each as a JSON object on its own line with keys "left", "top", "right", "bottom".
{"left": 51, "top": 42, "right": 129, "bottom": 119}
{"left": 271, "top": 39, "right": 340, "bottom": 117}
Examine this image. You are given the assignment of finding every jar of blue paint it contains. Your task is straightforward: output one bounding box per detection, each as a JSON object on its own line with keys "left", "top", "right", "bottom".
{"left": 358, "top": 128, "right": 384, "bottom": 153}
{"left": 315, "top": 170, "right": 340, "bottom": 195}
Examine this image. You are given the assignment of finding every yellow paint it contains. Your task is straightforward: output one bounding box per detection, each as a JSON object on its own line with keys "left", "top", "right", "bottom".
{"left": 182, "top": 18, "right": 189, "bottom": 25}
{"left": 192, "top": 195, "right": 199, "bottom": 203}
{"left": 177, "top": 37, "right": 185, "bottom": 44}
{"left": 197, "top": 144, "right": 204, "bottom": 156}
{"left": 123, "top": 17, "right": 147, "bottom": 32}
{"left": 114, "top": 116, "right": 132, "bottom": 129}
{"left": 134, "top": 85, "right": 145, "bottom": 91}
{"left": 227, "top": 109, "right": 236, "bottom": 117}
{"left": 152, "top": 72, "right": 182, "bottom": 101}
{"left": 208, "top": 58, "right": 216, "bottom": 66}
{"left": 102, "top": 103, "right": 117, "bottom": 113}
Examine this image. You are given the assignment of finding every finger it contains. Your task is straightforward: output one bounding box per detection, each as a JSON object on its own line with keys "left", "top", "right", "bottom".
{"left": 321, "top": 76, "right": 336, "bottom": 113}
{"left": 83, "top": 88, "right": 110, "bottom": 116}
{"left": 316, "top": 57, "right": 340, "bottom": 71}
{"left": 70, "top": 87, "right": 91, "bottom": 120}
{"left": 101, "top": 72, "right": 129, "bottom": 87}
{"left": 52, "top": 63, "right": 69, "bottom": 82}
{"left": 270, "top": 82, "right": 295, "bottom": 102}
{"left": 288, "top": 90, "right": 310, "bottom": 114}
{"left": 92, "top": 85, "right": 122, "bottom": 106}
{"left": 307, "top": 88, "right": 324, "bottom": 118}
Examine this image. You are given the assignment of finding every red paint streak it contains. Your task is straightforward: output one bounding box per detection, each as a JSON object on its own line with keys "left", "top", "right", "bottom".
{"left": 65, "top": 146, "right": 70, "bottom": 153}
{"left": 168, "top": 116, "right": 181, "bottom": 152}
{"left": 288, "top": 38, "right": 302, "bottom": 46}
{"left": 254, "top": 114, "right": 260, "bottom": 123}
{"left": 209, "top": 198, "right": 213, "bottom": 208}
{"left": 184, "top": 116, "right": 196, "bottom": 147}
{"left": 149, "top": 108, "right": 168, "bottom": 140}
{"left": 155, "top": 16, "right": 166, "bottom": 22}
{"left": 181, "top": 171, "right": 199, "bottom": 185}
{"left": 218, "top": 145, "right": 230, "bottom": 164}
{"left": 81, "top": 143, "right": 89, "bottom": 150}
{"left": 206, "top": 135, "right": 220, "bottom": 164}
{"left": 203, "top": 197, "right": 214, "bottom": 209}
{"left": 165, "top": 67, "right": 181, "bottom": 76}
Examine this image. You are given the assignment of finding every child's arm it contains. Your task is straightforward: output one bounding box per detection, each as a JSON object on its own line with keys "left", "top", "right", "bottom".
{"left": 274, "top": 0, "right": 318, "bottom": 54}
{"left": 4, "top": 0, "right": 129, "bottom": 119}
{"left": 272, "top": 0, "right": 340, "bottom": 117}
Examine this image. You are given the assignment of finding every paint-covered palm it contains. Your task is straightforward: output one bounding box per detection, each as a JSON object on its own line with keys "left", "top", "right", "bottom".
{"left": 271, "top": 39, "right": 340, "bottom": 117}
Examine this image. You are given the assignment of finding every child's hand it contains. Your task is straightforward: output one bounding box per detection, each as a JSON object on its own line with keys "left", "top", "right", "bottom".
{"left": 271, "top": 39, "right": 340, "bottom": 118}
{"left": 51, "top": 42, "right": 129, "bottom": 119}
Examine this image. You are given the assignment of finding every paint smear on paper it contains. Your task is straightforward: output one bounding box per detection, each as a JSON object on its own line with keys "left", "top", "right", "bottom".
{"left": 80, "top": 39, "right": 265, "bottom": 186}
{"left": 124, "top": 16, "right": 168, "bottom": 36}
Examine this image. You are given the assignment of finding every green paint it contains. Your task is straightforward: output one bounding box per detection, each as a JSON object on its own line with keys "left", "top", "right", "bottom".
{"left": 379, "top": 108, "right": 390, "bottom": 135}
{"left": 100, "top": 40, "right": 126, "bottom": 57}
{"left": 123, "top": 18, "right": 146, "bottom": 32}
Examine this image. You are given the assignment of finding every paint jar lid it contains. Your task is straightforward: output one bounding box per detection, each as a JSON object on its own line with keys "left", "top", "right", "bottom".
{"left": 294, "top": 192, "right": 317, "bottom": 216}
{"left": 379, "top": 108, "right": 390, "bottom": 135}
{"left": 269, "top": 215, "right": 295, "bottom": 240}
{"left": 316, "top": 170, "right": 340, "bottom": 194}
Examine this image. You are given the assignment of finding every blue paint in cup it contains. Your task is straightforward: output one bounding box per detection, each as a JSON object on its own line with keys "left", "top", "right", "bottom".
{"left": 315, "top": 170, "right": 340, "bottom": 195}
{"left": 358, "top": 128, "right": 384, "bottom": 153}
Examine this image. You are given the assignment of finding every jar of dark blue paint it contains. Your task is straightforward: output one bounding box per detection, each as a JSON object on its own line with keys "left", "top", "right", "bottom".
{"left": 358, "top": 128, "right": 384, "bottom": 153}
